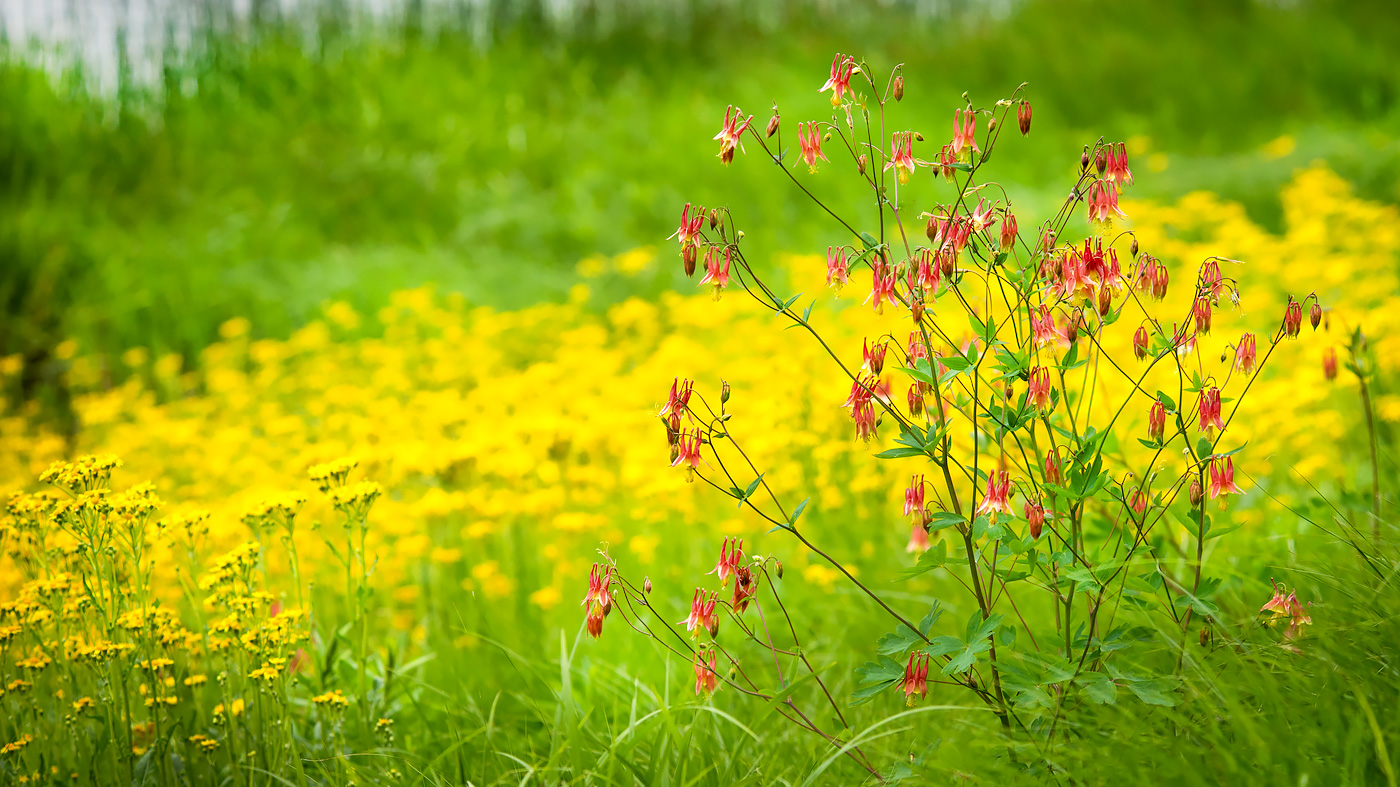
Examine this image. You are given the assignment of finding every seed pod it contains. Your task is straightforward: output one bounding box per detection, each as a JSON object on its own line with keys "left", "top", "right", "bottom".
{"left": 643, "top": 576, "right": 652, "bottom": 594}
{"left": 1066, "top": 309, "right": 1082, "bottom": 343}
{"left": 893, "top": 75, "right": 904, "bottom": 102}
{"left": 1189, "top": 477, "right": 1204, "bottom": 508}
{"left": 926, "top": 215, "right": 940, "bottom": 244}
{"left": 857, "top": 154, "right": 868, "bottom": 177}
{"left": 720, "top": 379, "right": 731, "bottom": 405}
{"left": 766, "top": 113, "right": 780, "bottom": 138}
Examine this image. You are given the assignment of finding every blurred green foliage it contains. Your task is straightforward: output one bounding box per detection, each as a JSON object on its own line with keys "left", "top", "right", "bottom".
{"left": 1, "top": 0, "right": 1398, "bottom": 380}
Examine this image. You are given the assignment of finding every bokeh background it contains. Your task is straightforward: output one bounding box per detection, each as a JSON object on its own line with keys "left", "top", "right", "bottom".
{"left": 2, "top": 1, "right": 1400, "bottom": 783}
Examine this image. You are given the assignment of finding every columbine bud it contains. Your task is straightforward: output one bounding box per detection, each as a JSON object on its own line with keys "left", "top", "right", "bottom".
{"left": 1066, "top": 309, "right": 1082, "bottom": 343}
{"left": 1025, "top": 502, "right": 1047, "bottom": 540}
{"left": 926, "top": 215, "right": 939, "bottom": 244}
{"left": 766, "top": 113, "right": 780, "bottom": 138}
{"left": 1096, "top": 286, "right": 1112, "bottom": 317}
{"left": 1080, "top": 146, "right": 1091, "bottom": 172}
{"left": 911, "top": 297, "right": 924, "bottom": 324}
{"left": 987, "top": 117, "right": 997, "bottom": 133}
{"left": 1044, "top": 452, "right": 1062, "bottom": 485}
{"left": 1153, "top": 260, "right": 1170, "bottom": 300}
{"left": 643, "top": 576, "right": 652, "bottom": 594}
{"left": 1309, "top": 302, "right": 1322, "bottom": 330}
{"left": 907, "top": 383, "right": 924, "bottom": 417}
{"left": 1283, "top": 299, "right": 1303, "bottom": 338}
{"left": 1017, "top": 101, "right": 1032, "bottom": 136}
{"left": 857, "top": 154, "right": 868, "bottom": 177}
{"left": 1189, "top": 477, "right": 1204, "bottom": 508}
{"left": 1094, "top": 146, "right": 1109, "bottom": 175}
{"left": 1148, "top": 400, "right": 1166, "bottom": 444}
{"left": 708, "top": 209, "right": 719, "bottom": 230}
{"left": 1130, "top": 237, "right": 1139, "bottom": 257}
{"left": 1193, "top": 297, "right": 1212, "bottom": 335}
{"left": 1133, "top": 325, "right": 1150, "bottom": 360}
{"left": 893, "top": 75, "right": 904, "bottom": 102}
{"left": 1000, "top": 211, "right": 1018, "bottom": 250}
{"left": 774, "top": 560, "right": 783, "bottom": 579}
{"left": 1322, "top": 347, "right": 1338, "bottom": 381}
{"left": 683, "top": 244, "right": 698, "bottom": 277}
{"left": 720, "top": 379, "right": 731, "bottom": 405}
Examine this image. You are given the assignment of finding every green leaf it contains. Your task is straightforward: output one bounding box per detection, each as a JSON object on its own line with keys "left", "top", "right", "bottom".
{"left": 849, "top": 679, "right": 897, "bottom": 705}
{"left": 941, "top": 641, "right": 991, "bottom": 677}
{"left": 781, "top": 293, "right": 803, "bottom": 310}
{"left": 860, "top": 232, "right": 880, "bottom": 250}
{"left": 927, "top": 512, "right": 965, "bottom": 532}
{"left": 918, "top": 602, "right": 944, "bottom": 636}
{"left": 1137, "top": 438, "right": 1160, "bottom": 450}
{"left": 787, "top": 497, "right": 810, "bottom": 527}
{"left": 900, "top": 540, "right": 949, "bottom": 580}
{"left": 939, "top": 354, "right": 970, "bottom": 372}
{"left": 1156, "top": 391, "right": 1177, "bottom": 411}
{"left": 1196, "top": 437, "right": 1212, "bottom": 459}
{"left": 925, "top": 636, "right": 965, "bottom": 658}
{"left": 876, "top": 624, "right": 925, "bottom": 656}
{"left": 1076, "top": 672, "right": 1118, "bottom": 705}
{"left": 1125, "top": 678, "right": 1178, "bottom": 707}
{"left": 801, "top": 302, "right": 814, "bottom": 324}
{"left": 854, "top": 655, "right": 904, "bottom": 684}
{"left": 965, "top": 611, "right": 1005, "bottom": 643}
{"left": 874, "top": 446, "right": 926, "bottom": 459}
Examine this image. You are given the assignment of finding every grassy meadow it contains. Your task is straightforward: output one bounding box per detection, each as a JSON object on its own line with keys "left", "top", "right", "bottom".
{"left": 2, "top": 1, "right": 1400, "bottom": 784}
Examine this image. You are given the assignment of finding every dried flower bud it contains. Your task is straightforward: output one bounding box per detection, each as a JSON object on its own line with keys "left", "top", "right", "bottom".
{"left": 926, "top": 215, "right": 940, "bottom": 244}
{"left": 720, "top": 380, "right": 731, "bottom": 404}
{"left": 1080, "top": 146, "right": 1091, "bottom": 172}
{"left": 1309, "top": 302, "right": 1322, "bottom": 330}
{"left": 1066, "top": 309, "right": 1082, "bottom": 343}
{"left": 766, "top": 113, "right": 780, "bottom": 138}
{"left": 643, "top": 576, "right": 652, "bottom": 594}
{"left": 1094, "top": 146, "right": 1109, "bottom": 175}
{"left": 1130, "top": 237, "right": 1140, "bottom": 257}
{"left": 1017, "top": 101, "right": 1032, "bottom": 136}
{"left": 1199, "top": 626, "right": 1210, "bottom": 647}
{"left": 893, "top": 75, "right": 904, "bottom": 102}
{"left": 857, "top": 154, "right": 868, "bottom": 177}
{"left": 1097, "top": 286, "right": 1112, "bottom": 317}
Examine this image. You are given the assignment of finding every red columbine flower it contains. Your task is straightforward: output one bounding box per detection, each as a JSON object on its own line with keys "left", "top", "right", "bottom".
{"left": 1000, "top": 210, "right": 1018, "bottom": 250}
{"left": 798, "top": 121, "right": 829, "bottom": 173}
{"left": 1133, "top": 325, "right": 1151, "bottom": 361}
{"left": 1086, "top": 179, "right": 1127, "bottom": 224}
{"left": 711, "top": 537, "right": 745, "bottom": 587}
{"left": 861, "top": 338, "right": 888, "bottom": 376}
{"left": 713, "top": 105, "right": 752, "bottom": 165}
{"left": 1260, "top": 580, "right": 1289, "bottom": 618}
{"left": 1235, "top": 333, "right": 1258, "bottom": 376}
{"left": 1198, "top": 387, "right": 1225, "bottom": 433}
{"left": 694, "top": 649, "right": 720, "bottom": 696}
{"left": 900, "top": 652, "right": 931, "bottom": 705}
{"left": 1024, "top": 501, "right": 1047, "bottom": 540}
{"left": 586, "top": 604, "right": 605, "bottom": 638}
{"left": 885, "top": 131, "right": 919, "bottom": 185}
{"left": 907, "top": 331, "right": 929, "bottom": 365}
{"left": 1309, "top": 302, "right": 1323, "bottom": 330}
{"left": 1129, "top": 490, "right": 1148, "bottom": 516}
{"left": 906, "top": 520, "right": 930, "bottom": 553}
{"left": 1148, "top": 400, "right": 1167, "bottom": 444}
{"left": 1322, "top": 347, "right": 1338, "bottom": 380}
{"left": 1152, "top": 259, "right": 1170, "bottom": 299}
{"left": 913, "top": 251, "right": 939, "bottom": 295}
{"left": 1283, "top": 298, "right": 1303, "bottom": 338}
{"left": 1028, "top": 367, "right": 1053, "bottom": 412}
{"left": 826, "top": 246, "right": 849, "bottom": 291}
{"left": 1017, "top": 101, "right": 1032, "bottom": 135}
{"left": 680, "top": 589, "right": 720, "bottom": 638}
{"left": 582, "top": 563, "right": 614, "bottom": 639}
{"left": 1283, "top": 592, "right": 1312, "bottom": 639}
{"left": 672, "top": 429, "right": 704, "bottom": 478}
{"left": 1032, "top": 306, "right": 1068, "bottom": 349}
{"left": 1208, "top": 457, "right": 1244, "bottom": 500}
{"left": 818, "top": 54, "right": 856, "bottom": 107}
{"left": 975, "top": 469, "right": 1014, "bottom": 522}
{"left": 731, "top": 565, "right": 756, "bottom": 613}
{"left": 951, "top": 109, "right": 980, "bottom": 158}
{"left": 852, "top": 395, "right": 878, "bottom": 442}
{"left": 1044, "top": 451, "right": 1062, "bottom": 485}
{"left": 659, "top": 377, "right": 694, "bottom": 422}
{"left": 1193, "top": 297, "right": 1212, "bottom": 336}
{"left": 673, "top": 203, "right": 705, "bottom": 252}
{"left": 698, "top": 247, "right": 731, "bottom": 296}
{"left": 866, "top": 260, "right": 898, "bottom": 315}
{"left": 904, "top": 475, "right": 926, "bottom": 524}
{"left": 1105, "top": 142, "right": 1133, "bottom": 187}
{"left": 936, "top": 143, "right": 957, "bottom": 180}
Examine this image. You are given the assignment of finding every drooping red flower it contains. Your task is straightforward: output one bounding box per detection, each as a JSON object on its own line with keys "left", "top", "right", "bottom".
{"left": 1208, "top": 457, "right": 1243, "bottom": 500}
{"left": 680, "top": 588, "right": 720, "bottom": 638}
{"left": 694, "top": 648, "right": 720, "bottom": 696}
{"left": 900, "top": 652, "right": 930, "bottom": 704}
{"left": 1028, "top": 367, "right": 1053, "bottom": 412}
{"left": 1235, "top": 333, "right": 1258, "bottom": 375}
{"left": 818, "top": 54, "right": 857, "bottom": 107}
{"left": 826, "top": 246, "right": 849, "bottom": 290}
{"left": 950, "top": 109, "right": 980, "bottom": 158}
{"left": 1283, "top": 298, "right": 1304, "bottom": 338}
{"left": 712, "top": 105, "right": 752, "bottom": 165}
{"left": 1148, "top": 400, "right": 1167, "bottom": 444}
{"left": 975, "top": 469, "right": 1014, "bottom": 522}
{"left": 710, "top": 537, "right": 745, "bottom": 587}
{"left": 884, "top": 131, "right": 918, "bottom": 185}
{"left": 798, "top": 121, "right": 829, "bottom": 173}
{"left": 1198, "top": 387, "right": 1225, "bottom": 433}
{"left": 1322, "top": 347, "right": 1338, "bottom": 381}
{"left": 1024, "top": 501, "right": 1047, "bottom": 540}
